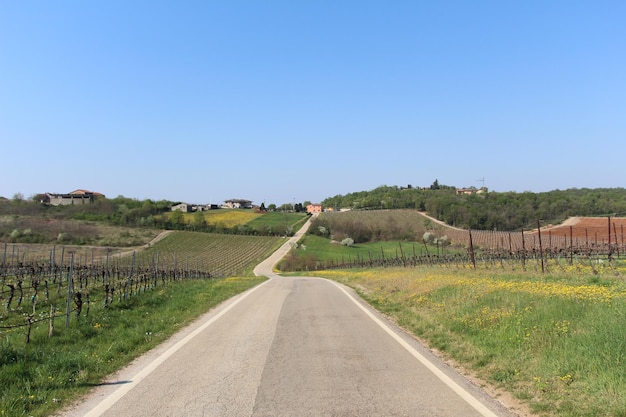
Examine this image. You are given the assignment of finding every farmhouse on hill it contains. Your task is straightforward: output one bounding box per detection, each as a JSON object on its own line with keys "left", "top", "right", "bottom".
{"left": 223, "top": 199, "right": 253, "bottom": 209}
{"left": 456, "top": 187, "right": 487, "bottom": 195}
{"left": 41, "top": 189, "right": 105, "bottom": 206}
{"left": 171, "top": 203, "right": 193, "bottom": 212}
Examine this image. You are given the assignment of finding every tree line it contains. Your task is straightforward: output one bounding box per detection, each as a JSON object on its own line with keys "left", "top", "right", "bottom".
{"left": 322, "top": 182, "right": 626, "bottom": 231}
{"left": 0, "top": 196, "right": 306, "bottom": 244}
{"left": 4, "top": 185, "right": 626, "bottom": 235}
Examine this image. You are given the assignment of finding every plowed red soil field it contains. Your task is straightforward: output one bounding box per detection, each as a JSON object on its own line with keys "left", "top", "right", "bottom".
{"left": 531, "top": 217, "right": 626, "bottom": 242}
{"left": 439, "top": 216, "right": 626, "bottom": 251}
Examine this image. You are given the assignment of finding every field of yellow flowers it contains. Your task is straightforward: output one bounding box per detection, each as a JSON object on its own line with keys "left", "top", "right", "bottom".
{"left": 314, "top": 263, "right": 626, "bottom": 417}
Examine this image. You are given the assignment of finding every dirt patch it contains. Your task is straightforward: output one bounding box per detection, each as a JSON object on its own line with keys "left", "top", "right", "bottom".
{"left": 113, "top": 230, "right": 173, "bottom": 258}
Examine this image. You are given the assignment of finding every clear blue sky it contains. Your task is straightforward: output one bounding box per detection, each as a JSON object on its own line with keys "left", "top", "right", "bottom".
{"left": 1, "top": 1, "right": 625, "bottom": 206}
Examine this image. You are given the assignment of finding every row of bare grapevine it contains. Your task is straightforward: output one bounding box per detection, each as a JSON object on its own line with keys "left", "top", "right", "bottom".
{"left": 136, "top": 232, "right": 281, "bottom": 277}
{"left": 305, "top": 219, "right": 626, "bottom": 273}
{"left": 314, "top": 245, "right": 625, "bottom": 274}
{"left": 1, "top": 243, "right": 212, "bottom": 342}
{"left": 442, "top": 218, "right": 626, "bottom": 254}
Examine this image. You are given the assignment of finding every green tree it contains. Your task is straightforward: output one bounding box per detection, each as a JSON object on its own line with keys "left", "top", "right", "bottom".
{"left": 12, "top": 193, "right": 24, "bottom": 205}
{"left": 192, "top": 210, "right": 206, "bottom": 229}
{"left": 170, "top": 210, "right": 185, "bottom": 227}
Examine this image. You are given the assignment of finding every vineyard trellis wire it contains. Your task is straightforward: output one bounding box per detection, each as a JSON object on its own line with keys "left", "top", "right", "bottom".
{"left": 1, "top": 243, "right": 213, "bottom": 343}
{"left": 305, "top": 218, "right": 626, "bottom": 273}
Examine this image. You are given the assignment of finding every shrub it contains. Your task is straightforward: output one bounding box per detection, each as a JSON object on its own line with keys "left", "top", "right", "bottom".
{"left": 341, "top": 237, "right": 354, "bottom": 247}
{"left": 435, "top": 235, "right": 451, "bottom": 246}
{"left": 278, "top": 251, "right": 319, "bottom": 271}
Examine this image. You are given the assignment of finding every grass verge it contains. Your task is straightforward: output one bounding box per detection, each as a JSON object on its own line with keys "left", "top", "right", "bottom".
{"left": 0, "top": 276, "right": 266, "bottom": 417}
{"left": 313, "top": 267, "right": 626, "bottom": 417}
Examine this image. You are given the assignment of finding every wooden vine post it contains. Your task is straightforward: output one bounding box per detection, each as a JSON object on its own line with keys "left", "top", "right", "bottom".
{"left": 537, "top": 220, "right": 545, "bottom": 273}
{"left": 607, "top": 216, "right": 613, "bottom": 260}
{"left": 468, "top": 229, "right": 476, "bottom": 269}
{"left": 521, "top": 229, "right": 526, "bottom": 272}
{"left": 570, "top": 225, "right": 574, "bottom": 265}
{"left": 49, "top": 304, "right": 55, "bottom": 338}
{"left": 65, "top": 252, "right": 74, "bottom": 328}
{"left": 613, "top": 223, "right": 619, "bottom": 257}
{"left": 26, "top": 309, "right": 34, "bottom": 343}
{"left": 1, "top": 243, "right": 7, "bottom": 295}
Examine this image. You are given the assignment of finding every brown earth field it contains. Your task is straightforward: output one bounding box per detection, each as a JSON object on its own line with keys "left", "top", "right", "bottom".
{"left": 532, "top": 216, "right": 626, "bottom": 241}
{"left": 430, "top": 216, "right": 626, "bottom": 251}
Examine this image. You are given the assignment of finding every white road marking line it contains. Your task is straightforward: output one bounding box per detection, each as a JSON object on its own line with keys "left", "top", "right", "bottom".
{"left": 84, "top": 278, "right": 272, "bottom": 417}
{"left": 327, "top": 279, "right": 500, "bottom": 417}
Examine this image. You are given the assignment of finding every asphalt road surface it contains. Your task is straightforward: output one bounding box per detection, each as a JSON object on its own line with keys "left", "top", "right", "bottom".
{"left": 61, "top": 218, "right": 516, "bottom": 417}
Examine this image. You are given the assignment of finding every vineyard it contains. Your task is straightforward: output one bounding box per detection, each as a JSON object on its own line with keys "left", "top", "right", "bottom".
{"left": 441, "top": 216, "right": 626, "bottom": 253}
{"left": 0, "top": 221, "right": 284, "bottom": 416}
{"left": 0, "top": 232, "right": 282, "bottom": 344}
{"left": 139, "top": 231, "right": 283, "bottom": 277}
{"left": 296, "top": 215, "right": 626, "bottom": 272}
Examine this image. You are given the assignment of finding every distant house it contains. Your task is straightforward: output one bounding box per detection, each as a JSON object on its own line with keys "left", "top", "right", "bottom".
{"left": 223, "top": 199, "right": 253, "bottom": 209}
{"left": 42, "top": 189, "right": 105, "bottom": 206}
{"left": 306, "top": 203, "right": 323, "bottom": 214}
{"left": 456, "top": 187, "right": 487, "bottom": 195}
{"left": 171, "top": 203, "right": 193, "bottom": 212}
{"left": 68, "top": 189, "right": 105, "bottom": 197}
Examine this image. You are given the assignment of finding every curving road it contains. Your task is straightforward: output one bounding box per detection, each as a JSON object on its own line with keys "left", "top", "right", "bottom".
{"left": 61, "top": 216, "right": 516, "bottom": 417}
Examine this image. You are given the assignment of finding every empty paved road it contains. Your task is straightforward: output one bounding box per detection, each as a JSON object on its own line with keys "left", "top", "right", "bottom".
{"left": 62, "top": 218, "right": 516, "bottom": 417}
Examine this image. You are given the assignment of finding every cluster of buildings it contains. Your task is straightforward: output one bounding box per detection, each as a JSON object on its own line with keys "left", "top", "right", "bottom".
{"left": 170, "top": 199, "right": 253, "bottom": 212}
{"left": 172, "top": 200, "right": 324, "bottom": 214}
{"left": 40, "top": 189, "right": 324, "bottom": 214}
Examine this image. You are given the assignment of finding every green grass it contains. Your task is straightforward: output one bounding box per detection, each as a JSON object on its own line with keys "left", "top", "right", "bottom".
{"left": 314, "top": 267, "right": 626, "bottom": 417}
{"left": 278, "top": 234, "right": 460, "bottom": 271}
{"left": 0, "top": 276, "right": 266, "bottom": 417}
